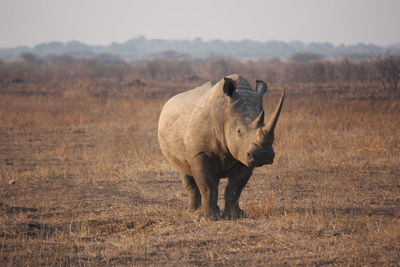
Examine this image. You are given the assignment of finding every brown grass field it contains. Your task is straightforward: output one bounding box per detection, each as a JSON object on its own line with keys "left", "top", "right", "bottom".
{"left": 0, "top": 78, "right": 399, "bottom": 266}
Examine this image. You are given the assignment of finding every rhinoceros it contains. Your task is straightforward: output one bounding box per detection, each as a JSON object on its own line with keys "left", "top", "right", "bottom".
{"left": 158, "top": 74, "right": 285, "bottom": 219}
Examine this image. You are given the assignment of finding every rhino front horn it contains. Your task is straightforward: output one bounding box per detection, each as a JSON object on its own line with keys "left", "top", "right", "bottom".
{"left": 262, "top": 89, "right": 285, "bottom": 135}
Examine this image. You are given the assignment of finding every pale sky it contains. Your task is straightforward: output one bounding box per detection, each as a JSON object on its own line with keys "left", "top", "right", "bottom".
{"left": 0, "top": 0, "right": 399, "bottom": 48}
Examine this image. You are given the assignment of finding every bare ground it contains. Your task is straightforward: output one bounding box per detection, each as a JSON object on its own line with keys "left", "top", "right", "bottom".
{"left": 0, "top": 84, "right": 399, "bottom": 266}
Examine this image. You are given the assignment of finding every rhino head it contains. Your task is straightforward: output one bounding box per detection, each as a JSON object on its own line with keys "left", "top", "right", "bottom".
{"left": 222, "top": 77, "right": 285, "bottom": 168}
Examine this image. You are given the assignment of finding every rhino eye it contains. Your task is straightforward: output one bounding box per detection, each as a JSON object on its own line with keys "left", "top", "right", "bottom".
{"left": 237, "top": 128, "right": 242, "bottom": 137}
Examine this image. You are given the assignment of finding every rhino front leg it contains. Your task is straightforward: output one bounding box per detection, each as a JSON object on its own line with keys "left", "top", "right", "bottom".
{"left": 181, "top": 174, "right": 201, "bottom": 211}
{"left": 190, "top": 155, "right": 220, "bottom": 219}
{"left": 223, "top": 166, "right": 252, "bottom": 219}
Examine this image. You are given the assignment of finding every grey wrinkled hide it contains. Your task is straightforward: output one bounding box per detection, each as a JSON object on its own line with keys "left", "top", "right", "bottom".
{"left": 158, "top": 74, "right": 284, "bottom": 219}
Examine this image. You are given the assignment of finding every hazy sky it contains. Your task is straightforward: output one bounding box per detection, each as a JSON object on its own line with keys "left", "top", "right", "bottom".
{"left": 1, "top": 0, "right": 399, "bottom": 48}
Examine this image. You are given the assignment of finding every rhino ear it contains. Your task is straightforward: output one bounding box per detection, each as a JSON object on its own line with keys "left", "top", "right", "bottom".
{"left": 223, "top": 77, "right": 237, "bottom": 98}
{"left": 255, "top": 80, "right": 267, "bottom": 94}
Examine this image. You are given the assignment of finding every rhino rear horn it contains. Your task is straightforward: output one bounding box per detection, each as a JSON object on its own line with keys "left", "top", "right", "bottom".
{"left": 223, "top": 77, "right": 237, "bottom": 97}
{"left": 250, "top": 110, "right": 265, "bottom": 129}
{"left": 255, "top": 80, "right": 267, "bottom": 94}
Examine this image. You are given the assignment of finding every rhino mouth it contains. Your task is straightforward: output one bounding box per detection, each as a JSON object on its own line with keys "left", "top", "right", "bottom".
{"left": 249, "top": 161, "right": 263, "bottom": 167}
{"left": 249, "top": 158, "right": 274, "bottom": 168}
{"left": 247, "top": 144, "right": 275, "bottom": 167}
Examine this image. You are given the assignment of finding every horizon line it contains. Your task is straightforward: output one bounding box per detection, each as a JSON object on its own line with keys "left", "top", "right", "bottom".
{"left": 2, "top": 36, "right": 400, "bottom": 50}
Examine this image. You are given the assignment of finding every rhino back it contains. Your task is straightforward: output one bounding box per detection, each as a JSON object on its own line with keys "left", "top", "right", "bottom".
{"left": 158, "top": 81, "right": 213, "bottom": 173}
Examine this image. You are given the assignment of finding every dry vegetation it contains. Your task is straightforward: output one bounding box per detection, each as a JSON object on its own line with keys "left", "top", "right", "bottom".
{"left": 0, "top": 56, "right": 400, "bottom": 266}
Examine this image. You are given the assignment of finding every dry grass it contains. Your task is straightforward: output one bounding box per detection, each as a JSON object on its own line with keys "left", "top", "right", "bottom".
{"left": 0, "top": 80, "right": 399, "bottom": 266}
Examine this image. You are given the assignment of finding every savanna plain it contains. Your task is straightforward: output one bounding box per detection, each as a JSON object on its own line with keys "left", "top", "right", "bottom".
{"left": 1, "top": 58, "right": 400, "bottom": 266}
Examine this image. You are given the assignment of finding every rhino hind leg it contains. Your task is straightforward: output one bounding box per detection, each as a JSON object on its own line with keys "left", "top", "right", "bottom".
{"left": 223, "top": 166, "right": 252, "bottom": 219}
{"left": 181, "top": 174, "right": 201, "bottom": 211}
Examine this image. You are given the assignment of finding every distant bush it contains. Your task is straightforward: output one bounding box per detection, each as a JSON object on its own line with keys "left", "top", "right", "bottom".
{"left": 132, "top": 58, "right": 194, "bottom": 81}
{"left": 290, "top": 52, "right": 325, "bottom": 63}
{"left": 79, "top": 54, "right": 129, "bottom": 83}
{"left": 373, "top": 53, "right": 400, "bottom": 91}
{"left": 21, "top": 52, "right": 44, "bottom": 65}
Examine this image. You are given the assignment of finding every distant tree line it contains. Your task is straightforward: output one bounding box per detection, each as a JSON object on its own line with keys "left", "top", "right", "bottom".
{"left": 0, "top": 52, "right": 399, "bottom": 92}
